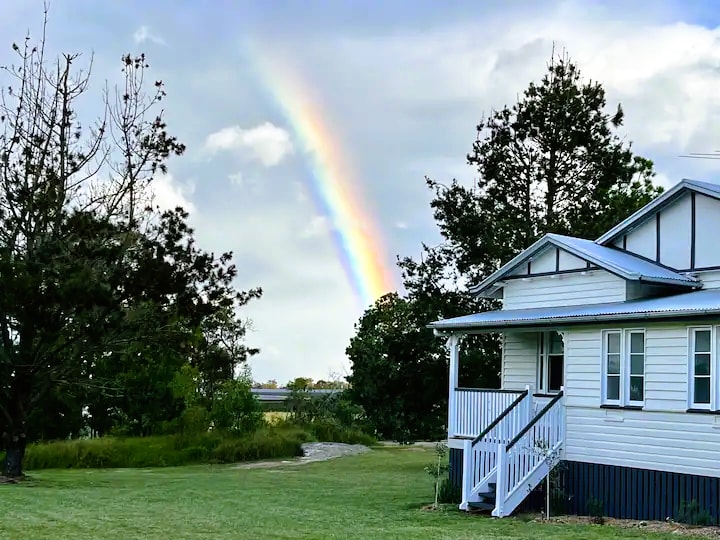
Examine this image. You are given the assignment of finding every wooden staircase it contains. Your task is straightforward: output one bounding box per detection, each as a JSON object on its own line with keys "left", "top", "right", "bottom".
{"left": 459, "top": 390, "right": 565, "bottom": 517}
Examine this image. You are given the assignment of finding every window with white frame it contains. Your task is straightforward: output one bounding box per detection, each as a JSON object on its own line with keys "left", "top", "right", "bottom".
{"left": 689, "top": 327, "right": 714, "bottom": 410}
{"left": 538, "top": 331, "right": 564, "bottom": 394}
{"left": 602, "top": 329, "right": 645, "bottom": 406}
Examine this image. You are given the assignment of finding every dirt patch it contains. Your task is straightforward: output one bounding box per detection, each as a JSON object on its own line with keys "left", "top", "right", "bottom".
{"left": 232, "top": 442, "right": 371, "bottom": 470}
{"left": 538, "top": 515, "right": 720, "bottom": 537}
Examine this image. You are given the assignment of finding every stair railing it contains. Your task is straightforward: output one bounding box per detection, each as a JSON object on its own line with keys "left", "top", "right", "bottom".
{"left": 460, "top": 386, "right": 532, "bottom": 510}
{"left": 494, "top": 390, "right": 565, "bottom": 517}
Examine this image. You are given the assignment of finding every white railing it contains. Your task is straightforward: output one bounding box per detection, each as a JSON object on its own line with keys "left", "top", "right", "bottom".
{"left": 494, "top": 391, "right": 565, "bottom": 517}
{"left": 460, "top": 389, "right": 532, "bottom": 510}
{"left": 451, "top": 388, "right": 526, "bottom": 438}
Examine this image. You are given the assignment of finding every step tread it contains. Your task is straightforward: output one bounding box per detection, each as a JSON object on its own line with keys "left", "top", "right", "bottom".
{"left": 476, "top": 491, "right": 496, "bottom": 500}
{"left": 467, "top": 501, "right": 495, "bottom": 511}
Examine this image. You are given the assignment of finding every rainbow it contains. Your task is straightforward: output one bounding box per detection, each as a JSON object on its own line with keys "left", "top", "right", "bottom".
{"left": 243, "top": 43, "right": 395, "bottom": 307}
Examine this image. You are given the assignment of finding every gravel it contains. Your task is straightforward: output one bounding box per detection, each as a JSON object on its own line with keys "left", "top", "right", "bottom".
{"left": 233, "top": 442, "right": 371, "bottom": 469}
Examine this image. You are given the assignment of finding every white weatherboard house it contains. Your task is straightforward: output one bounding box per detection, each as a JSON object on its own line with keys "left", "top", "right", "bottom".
{"left": 429, "top": 179, "right": 720, "bottom": 521}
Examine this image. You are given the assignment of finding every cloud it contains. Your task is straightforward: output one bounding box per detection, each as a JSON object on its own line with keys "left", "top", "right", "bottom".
{"left": 203, "top": 122, "right": 294, "bottom": 166}
{"left": 133, "top": 25, "right": 166, "bottom": 46}
{"left": 395, "top": 221, "right": 409, "bottom": 230}
{"left": 151, "top": 174, "right": 195, "bottom": 213}
{"left": 300, "top": 215, "right": 331, "bottom": 238}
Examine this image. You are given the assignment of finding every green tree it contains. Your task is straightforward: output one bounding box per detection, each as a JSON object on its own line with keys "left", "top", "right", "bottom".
{"left": 348, "top": 50, "right": 663, "bottom": 442}
{"left": 0, "top": 15, "right": 260, "bottom": 477}
{"left": 84, "top": 208, "right": 261, "bottom": 437}
{"left": 426, "top": 51, "right": 661, "bottom": 284}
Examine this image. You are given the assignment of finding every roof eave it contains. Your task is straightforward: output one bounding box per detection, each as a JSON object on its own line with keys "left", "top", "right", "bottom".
{"left": 429, "top": 307, "right": 720, "bottom": 332}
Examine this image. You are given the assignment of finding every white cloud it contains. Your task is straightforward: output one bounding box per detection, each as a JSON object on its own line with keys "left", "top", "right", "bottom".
{"left": 151, "top": 174, "right": 195, "bottom": 213}
{"left": 203, "top": 122, "right": 294, "bottom": 166}
{"left": 133, "top": 25, "right": 166, "bottom": 46}
{"left": 395, "top": 220, "right": 409, "bottom": 230}
{"left": 300, "top": 215, "right": 331, "bottom": 238}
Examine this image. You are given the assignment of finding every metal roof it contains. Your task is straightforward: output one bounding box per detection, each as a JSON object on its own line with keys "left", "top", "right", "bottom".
{"left": 596, "top": 178, "right": 720, "bottom": 245}
{"left": 429, "top": 289, "right": 720, "bottom": 332}
{"left": 469, "top": 233, "right": 698, "bottom": 296}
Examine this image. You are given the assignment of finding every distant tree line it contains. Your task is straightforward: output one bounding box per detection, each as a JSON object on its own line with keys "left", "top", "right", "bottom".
{"left": 347, "top": 50, "right": 663, "bottom": 442}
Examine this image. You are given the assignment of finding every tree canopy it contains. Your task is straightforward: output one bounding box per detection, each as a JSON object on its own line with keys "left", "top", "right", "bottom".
{"left": 0, "top": 15, "right": 261, "bottom": 477}
{"left": 347, "top": 51, "right": 663, "bottom": 442}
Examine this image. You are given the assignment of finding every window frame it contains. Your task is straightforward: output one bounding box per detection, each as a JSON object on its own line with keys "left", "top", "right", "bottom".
{"left": 537, "top": 331, "right": 564, "bottom": 394}
{"left": 688, "top": 326, "right": 716, "bottom": 411}
{"left": 601, "top": 328, "right": 646, "bottom": 407}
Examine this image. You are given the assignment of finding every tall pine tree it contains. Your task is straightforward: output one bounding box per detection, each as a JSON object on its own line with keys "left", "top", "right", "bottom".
{"left": 348, "top": 50, "right": 663, "bottom": 441}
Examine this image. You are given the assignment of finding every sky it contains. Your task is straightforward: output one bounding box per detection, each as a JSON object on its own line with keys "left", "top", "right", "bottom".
{"left": 2, "top": 0, "right": 720, "bottom": 384}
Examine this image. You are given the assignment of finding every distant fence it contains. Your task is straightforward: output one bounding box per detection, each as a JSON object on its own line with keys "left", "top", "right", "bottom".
{"left": 251, "top": 388, "right": 342, "bottom": 411}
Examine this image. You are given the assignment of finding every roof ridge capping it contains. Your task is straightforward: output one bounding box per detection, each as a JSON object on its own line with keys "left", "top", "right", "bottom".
{"left": 595, "top": 178, "right": 720, "bottom": 245}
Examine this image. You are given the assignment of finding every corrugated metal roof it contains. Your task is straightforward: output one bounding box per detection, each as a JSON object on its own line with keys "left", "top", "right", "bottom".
{"left": 429, "top": 289, "right": 720, "bottom": 331}
{"left": 469, "top": 233, "right": 698, "bottom": 296}
{"left": 596, "top": 178, "right": 720, "bottom": 244}
{"left": 548, "top": 234, "right": 697, "bottom": 285}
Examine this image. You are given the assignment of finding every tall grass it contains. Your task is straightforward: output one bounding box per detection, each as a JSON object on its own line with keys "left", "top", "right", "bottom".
{"left": 2, "top": 422, "right": 376, "bottom": 471}
{"left": 5, "top": 425, "right": 313, "bottom": 470}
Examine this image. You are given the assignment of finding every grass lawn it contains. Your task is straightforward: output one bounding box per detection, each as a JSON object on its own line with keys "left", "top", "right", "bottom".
{"left": 0, "top": 446, "right": 706, "bottom": 539}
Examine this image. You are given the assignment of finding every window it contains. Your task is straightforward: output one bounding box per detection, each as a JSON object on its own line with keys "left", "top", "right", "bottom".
{"left": 690, "top": 328, "right": 714, "bottom": 410}
{"left": 538, "top": 331, "right": 564, "bottom": 393}
{"left": 602, "top": 329, "right": 645, "bottom": 406}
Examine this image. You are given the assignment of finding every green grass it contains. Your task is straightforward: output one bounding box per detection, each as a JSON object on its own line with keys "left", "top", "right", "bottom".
{"left": 0, "top": 446, "right": 705, "bottom": 539}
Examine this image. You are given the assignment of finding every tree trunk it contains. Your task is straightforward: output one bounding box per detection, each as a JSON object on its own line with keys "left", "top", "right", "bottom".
{"left": 2, "top": 430, "right": 27, "bottom": 478}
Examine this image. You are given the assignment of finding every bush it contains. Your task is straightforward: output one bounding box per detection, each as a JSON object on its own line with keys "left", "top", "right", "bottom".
{"left": 211, "top": 378, "right": 265, "bottom": 435}
{"left": 437, "top": 477, "right": 461, "bottom": 504}
{"left": 18, "top": 426, "right": 315, "bottom": 470}
{"left": 212, "top": 427, "right": 310, "bottom": 463}
{"left": 676, "top": 499, "right": 713, "bottom": 526}
{"left": 307, "top": 420, "right": 376, "bottom": 446}
{"left": 586, "top": 496, "right": 605, "bottom": 525}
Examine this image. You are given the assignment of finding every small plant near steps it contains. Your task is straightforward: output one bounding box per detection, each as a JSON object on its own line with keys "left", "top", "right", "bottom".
{"left": 424, "top": 442, "right": 460, "bottom": 509}
{"left": 526, "top": 439, "right": 564, "bottom": 520}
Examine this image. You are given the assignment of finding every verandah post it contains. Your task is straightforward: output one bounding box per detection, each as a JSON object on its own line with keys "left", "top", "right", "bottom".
{"left": 494, "top": 443, "right": 508, "bottom": 517}
{"left": 460, "top": 439, "right": 473, "bottom": 510}
{"left": 447, "top": 334, "right": 460, "bottom": 439}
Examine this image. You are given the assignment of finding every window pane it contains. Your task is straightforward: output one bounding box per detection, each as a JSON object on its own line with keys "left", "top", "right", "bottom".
{"left": 607, "top": 353, "right": 621, "bottom": 375}
{"left": 607, "top": 332, "right": 620, "bottom": 354}
{"left": 550, "top": 332, "right": 564, "bottom": 354}
{"left": 695, "top": 330, "right": 711, "bottom": 353}
{"left": 606, "top": 376, "right": 620, "bottom": 400}
{"left": 630, "top": 353, "right": 644, "bottom": 375}
{"left": 695, "top": 353, "right": 711, "bottom": 376}
{"left": 629, "top": 376, "right": 644, "bottom": 402}
{"left": 549, "top": 355, "right": 563, "bottom": 391}
{"left": 694, "top": 377, "right": 711, "bottom": 404}
{"left": 630, "top": 332, "right": 644, "bottom": 354}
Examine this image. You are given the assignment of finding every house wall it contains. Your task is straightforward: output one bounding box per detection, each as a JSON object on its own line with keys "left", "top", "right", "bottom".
{"left": 563, "top": 322, "right": 720, "bottom": 479}
{"left": 618, "top": 192, "right": 720, "bottom": 271}
{"left": 508, "top": 247, "right": 588, "bottom": 277}
{"left": 502, "top": 270, "right": 626, "bottom": 310}
{"left": 501, "top": 332, "right": 536, "bottom": 390}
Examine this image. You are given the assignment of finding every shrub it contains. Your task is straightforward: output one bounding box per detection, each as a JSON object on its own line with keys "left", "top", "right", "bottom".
{"left": 211, "top": 427, "right": 309, "bottom": 463}
{"left": 307, "top": 420, "right": 376, "bottom": 446}
{"left": 676, "top": 499, "right": 713, "bottom": 526}
{"left": 437, "top": 477, "right": 461, "bottom": 504}
{"left": 211, "top": 378, "right": 264, "bottom": 435}
{"left": 586, "top": 496, "right": 605, "bottom": 525}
